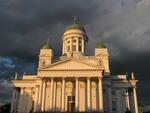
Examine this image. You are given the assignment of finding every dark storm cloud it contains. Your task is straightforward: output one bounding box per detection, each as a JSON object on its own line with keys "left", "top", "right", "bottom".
{"left": 0, "top": 0, "right": 102, "bottom": 59}
{"left": 0, "top": 0, "right": 150, "bottom": 105}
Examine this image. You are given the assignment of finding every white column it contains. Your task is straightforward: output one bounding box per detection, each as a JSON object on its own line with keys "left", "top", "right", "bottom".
{"left": 130, "top": 87, "right": 138, "bottom": 113}
{"left": 133, "top": 87, "right": 139, "bottom": 113}
{"left": 76, "top": 38, "right": 79, "bottom": 52}
{"left": 61, "top": 78, "right": 65, "bottom": 112}
{"left": 50, "top": 78, "right": 54, "bottom": 110}
{"left": 87, "top": 77, "right": 91, "bottom": 111}
{"left": 38, "top": 80, "right": 43, "bottom": 111}
{"left": 62, "top": 40, "right": 65, "bottom": 54}
{"left": 70, "top": 37, "right": 73, "bottom": 52}
{"left": 34, "top": 85, "right": 39, "bottom": 112}
{"left": 41, "top": 80, "right": 46, "bottom": 111}
{"left": 116, "top": 89, "right": 121, "bottom": 113}
{"left": 75, "top": 77, "right": 79, "bottom": 111}
{"left": 125, "top": 91, "right": 130, "bottom": 111}
{"left": 10, "top": 88, "right": 16, "bottom": 113}
{"left": 82, "top": 39, "right": 84, "bottom": 53}
{"left": 98, "top": 77, "right": 103, "bottom": 111}
{"left": 108, "top": 86, "right": 112, "bottom": 113}
{"left": 53, "top": 81, "right": 56, "bottom": 110}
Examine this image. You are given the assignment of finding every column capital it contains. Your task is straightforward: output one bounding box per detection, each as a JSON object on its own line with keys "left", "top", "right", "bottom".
{"left": 75, "top": 77, "right": 79, "bottom": 80}
{"left": 62, "top": 77, "right": 66, "bottom": 81}
{"left": 128, "top": 87, "right": 134, "bottom": 93}
{"left": 42, "top": 78, "right": 47, "bottom": 82}
{"left": 51, "top": 77, "right": 54, "bottom": 80}
{"left": 87, "top": 77, "right": 90, "bottom": 79}
{"left": 35, "top": 84, "right": 39, "bottom": 87}
{"left": 98, "top": 76, "right": 102, "bottom": 79}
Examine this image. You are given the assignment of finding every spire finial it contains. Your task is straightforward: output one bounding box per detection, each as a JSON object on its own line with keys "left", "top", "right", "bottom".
{"left": 42, "top": 39, "right": 51, "bottom": 49}
{"left": 73, "top": 16, "right": 77, "bottom": 24}
{"left": 46, "top": 38, "right": 49, "bottom": 45}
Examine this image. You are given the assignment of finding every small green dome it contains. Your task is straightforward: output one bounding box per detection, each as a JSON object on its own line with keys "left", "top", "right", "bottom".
{"left": 65, "top": 16, "right": 85, "bottom": 32}
{"left": 42, "top": 39, "right": 51, "bottom": 49}
{"left": 65, "top": 23, "right": 85, "bottom": 32}
{"left": 96, "top": 40, "right": 106, "bottom": 48}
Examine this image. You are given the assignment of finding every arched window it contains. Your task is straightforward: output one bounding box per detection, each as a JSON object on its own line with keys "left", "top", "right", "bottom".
{"left": 79, "top": 45, "right": 82, "bottom": 51}
{"left": 73, "top": 45, "right": 76, "bottom": 51}
{"left": 79, "top": 38, "right": 82, "bottom": 51}
{"left": 67, "top": 46, "right": 70, "bottom": 52}
{"left": 73, "top": 39, "right": 76, "bottom": 43}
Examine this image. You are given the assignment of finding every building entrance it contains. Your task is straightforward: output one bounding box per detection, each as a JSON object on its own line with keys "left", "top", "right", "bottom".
{"left": 67, "top": 96, "right": 75, "bottom": 112}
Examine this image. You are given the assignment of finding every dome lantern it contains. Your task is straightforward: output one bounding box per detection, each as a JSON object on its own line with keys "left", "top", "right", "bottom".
{"left": 62, "top": 17, "right": 88, "bottom": 57}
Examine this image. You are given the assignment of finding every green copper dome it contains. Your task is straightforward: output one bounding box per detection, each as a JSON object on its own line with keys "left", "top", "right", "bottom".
{"left": 42, "top": 39, "right": 51, "bottom": 49}
{"left": 96, "top": 40, "right": 106, "bottom": 48}
{"left": 65, "top": 16, "right": 85, "bottom": 32}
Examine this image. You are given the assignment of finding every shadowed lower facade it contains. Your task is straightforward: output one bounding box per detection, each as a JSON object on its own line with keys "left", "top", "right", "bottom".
{"left": 10, "top": 18, "right": 139, "bottom": 113}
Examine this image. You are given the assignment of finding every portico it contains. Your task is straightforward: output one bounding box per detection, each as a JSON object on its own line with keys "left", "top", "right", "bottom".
{"left": 32, "top": 75, "right": 103, "bottom": 112}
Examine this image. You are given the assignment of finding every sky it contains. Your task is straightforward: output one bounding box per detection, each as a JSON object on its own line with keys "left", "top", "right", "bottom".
{"left": 0, "top": 0, "right": 150, "bottom": 105}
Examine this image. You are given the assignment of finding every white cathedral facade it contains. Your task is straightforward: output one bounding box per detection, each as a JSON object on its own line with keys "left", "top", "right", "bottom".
{"left": 10, "top": 18, "right": 139, "bottom": 113}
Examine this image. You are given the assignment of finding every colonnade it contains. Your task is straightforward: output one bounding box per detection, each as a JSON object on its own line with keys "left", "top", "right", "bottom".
{"left": 117, "top": 87, "right": 138, "bottom": 113}
{"left": 10, "top": 78, "right": 138, "bottom": 113}
{"left": 34, "top": 77, "right": 103, "bottom": 112}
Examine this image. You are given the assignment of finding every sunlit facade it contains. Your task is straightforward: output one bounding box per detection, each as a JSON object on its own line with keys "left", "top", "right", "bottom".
{"left": 11, "top": 18, "right": 139, "bottom": 113}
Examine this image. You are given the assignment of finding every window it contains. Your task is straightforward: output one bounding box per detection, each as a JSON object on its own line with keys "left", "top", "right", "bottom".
{"left": 79, "top": 38, "right": 82, "bottom": 43}
{"left": 79, "top": 40, "right": 82, "bottom": 44}
{"left": 67, "top": 46, "right": 70, "bottom": 52}
{"left": 79, "top": 45, "right": 82, "bottom": 51}
{"left": 68, "top": 41, "right": 70, "bottom": 44}
{"left": 68, "top": 96, "right": 75, "bottom": 101}
{"left": 73, "top": 45, "right": 76, "bottom": 51}
{"left": 73, "top": 39, "right": 76, "bottom": 43}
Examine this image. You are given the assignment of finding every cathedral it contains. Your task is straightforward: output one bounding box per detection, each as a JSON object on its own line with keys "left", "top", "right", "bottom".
{"left": 10, "top": 17, "right": 139, "bottom": 113}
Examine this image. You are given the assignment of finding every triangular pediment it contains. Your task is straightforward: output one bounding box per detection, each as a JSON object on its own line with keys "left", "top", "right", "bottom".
{"left": 40, "top": 58, "right": 101, "bottom": 71}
